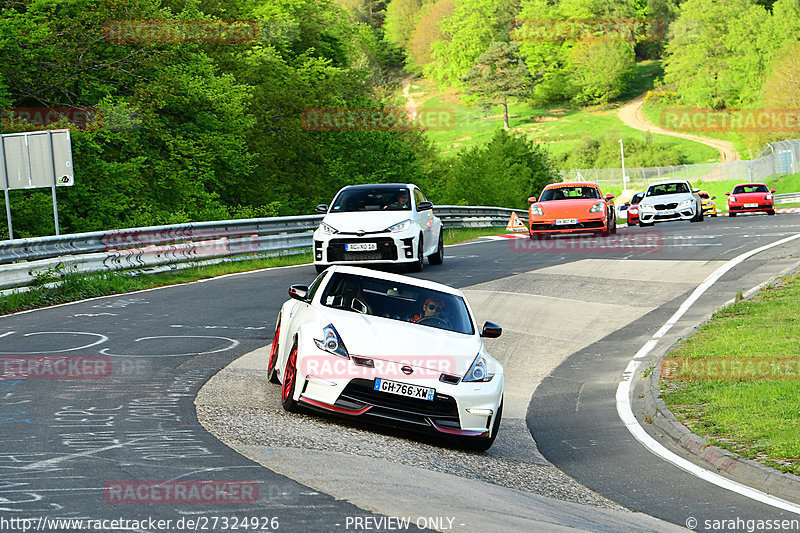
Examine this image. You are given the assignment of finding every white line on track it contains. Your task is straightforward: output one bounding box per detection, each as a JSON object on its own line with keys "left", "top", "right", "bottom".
{"left": 616, "top": 232, "right": 800, "bottom": 515}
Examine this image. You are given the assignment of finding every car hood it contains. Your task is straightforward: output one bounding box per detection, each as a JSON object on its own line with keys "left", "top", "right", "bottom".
{"left": 328, "top": 312, "right": 481, "bottom": 375}
{"left": 731, "top": 192, "right": 770, "bottom": 201}
{"left": 322, "top": 211, "right": 413, "bottom": 233}
{"left": 534, "top": 199, "right": 605, "bottom": 217}
{"left": 640, "top": 193, "right": 693, "bottom": 206}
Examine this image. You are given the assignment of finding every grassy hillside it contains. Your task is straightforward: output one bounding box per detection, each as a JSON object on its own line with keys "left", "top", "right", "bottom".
{"left": 410, "top": 65, "right": 719, "bottom": 167}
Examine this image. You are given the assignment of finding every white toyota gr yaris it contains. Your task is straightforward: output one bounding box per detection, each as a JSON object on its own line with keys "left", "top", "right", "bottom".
{"left": 267, "top": 265, "right": 504, "bottom": 450}
{"left": 312, "top": 183, "right": 444, "bottom": 273}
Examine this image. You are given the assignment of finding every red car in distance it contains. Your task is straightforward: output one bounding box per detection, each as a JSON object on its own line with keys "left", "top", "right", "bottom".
{"left": 726, "top": 183, "right": 776, "bottom": 216}
{"left": 622, "top": 191, "right": 645, "bottom": 226}
{"left": 528, "top": 182, "right": 616, "bottom": 239}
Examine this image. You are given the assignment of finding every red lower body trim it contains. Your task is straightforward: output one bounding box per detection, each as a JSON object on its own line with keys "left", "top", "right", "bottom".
{"left": 299, "top": 396, "right": 372, "bottom": 415}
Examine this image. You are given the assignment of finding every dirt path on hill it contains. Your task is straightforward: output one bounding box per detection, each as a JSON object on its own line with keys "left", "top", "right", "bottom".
{"left": 618, "top": 94, "right": 740, "bottom": 162}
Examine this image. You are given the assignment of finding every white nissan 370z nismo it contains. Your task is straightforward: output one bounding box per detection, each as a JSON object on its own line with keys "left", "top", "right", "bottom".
{"left": 267, "top": 265, "right": 505, "bottom": 450}
{"left": 312, "top": 183, "right": 444, "bottom": 273}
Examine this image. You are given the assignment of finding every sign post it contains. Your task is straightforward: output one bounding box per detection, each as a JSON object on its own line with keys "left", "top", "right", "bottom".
{"left": 0, "top": 129, "right": 74, "bottom": 239}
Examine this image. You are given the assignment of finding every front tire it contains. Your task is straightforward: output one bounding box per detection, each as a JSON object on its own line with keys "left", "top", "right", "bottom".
{"left": 729, "top": 212, "right": 736, "bottom": 217}
{"left": 429, "top": 231, "right": 444, "bottom": 265}
{"left": 281, "top": 341, "right": 300, "bottom": 412}
{"left": 768, "top": 210, "right": 776, "bottom": 215}
{"left": 408, "top": 236, "right": 424, "bottom": 272}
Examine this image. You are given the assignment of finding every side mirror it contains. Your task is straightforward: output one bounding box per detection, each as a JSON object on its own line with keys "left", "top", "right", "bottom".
{"left": 418, "top": 201, "right": 434, "bottom": 211}
{"left": 605, "top": 193, "right": 615, "bottom": 200}
{"left": 315, "top": 204, "right": 328, "bottom": 214}
{"left": 712, "top": 196, "right": 716, "bottom": 200}
{"left": 692, "top": 188, "right": 700, "bottom": 193}
{"left": 480, "top": 321, "right": 502, "bottom": 338}
{"left": 771, "top": 189, "right": 776, "bottom": 193}
{"left": 527, "top": 196, "right": 537, "bottom": 203}
{"left": 725, "top": 192, "right": 731, "bottom": 196}
{"left": 288, "top": 284, "right": 309, "bottom": 301}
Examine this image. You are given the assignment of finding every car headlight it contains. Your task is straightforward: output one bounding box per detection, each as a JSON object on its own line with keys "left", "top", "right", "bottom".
{"left": 678, "top": 199, "right": 693, "bottom": 208}
{"left": 765, "top": 194, "right": 773, "bottom": 200}
{"left": 462, "top": 353, "right": 493, "bottom": 382}
{"left": 314, "top": 324, "right": 349, "bottom": 359}
{"left": 386, "top": 219, "right": 411, "bottom": 233}
{"left": 589, "top": 202, "right": 605, "bottom": 213}
{"left": 729, "top": 195, "right": 737, "bottom": 202}
{"left": 319, "top": 223, "right": 338, "bottom": 235}
{"left": 629, "top": 208, "right": 638, "bottom": 214}
{"left": 530, "top": 205, "right": 544, "bottom": 216}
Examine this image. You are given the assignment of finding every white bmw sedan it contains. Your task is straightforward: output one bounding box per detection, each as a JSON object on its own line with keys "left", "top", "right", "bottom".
{"left": 638, "top": 180, "right": 704, "bottom": 226}
{"left": 312, "top": 183, "right": 444, "bottom": 273}
{"left": 267, "top": 265, "right": 504, "bottom": 450}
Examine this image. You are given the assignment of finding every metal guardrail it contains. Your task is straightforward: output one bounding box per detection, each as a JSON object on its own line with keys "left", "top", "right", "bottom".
{"left": 775, "top": 192, "right": 800, "bottom": 204}
{"left": 0, "top": 206, "right": 527, "bottom": 291}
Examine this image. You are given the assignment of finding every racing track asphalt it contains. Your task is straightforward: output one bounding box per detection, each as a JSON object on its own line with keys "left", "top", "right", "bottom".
{"left": 0, "top": 213, "right": 798, "bottom": 532}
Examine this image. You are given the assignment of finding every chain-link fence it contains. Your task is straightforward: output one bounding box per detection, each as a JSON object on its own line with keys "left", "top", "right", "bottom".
{"left": 559, "top": 139, "right": 800, "bottom": 189}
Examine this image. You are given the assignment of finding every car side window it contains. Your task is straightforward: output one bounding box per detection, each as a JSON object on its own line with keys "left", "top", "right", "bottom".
{"left": 413, "top": 189, "right": 425, "bottom": 210}
{"left": 306, "top": 272, "right": 327, "bottom": 301}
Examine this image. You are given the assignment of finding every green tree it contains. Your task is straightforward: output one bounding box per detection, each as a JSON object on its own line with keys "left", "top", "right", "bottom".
{"left": 438, "top": 129, "right": 558, "bottom": 207}
{"left": 407, "top": 0, "right": 455, "bottom": 70}
{"left": 568, "top": 41, "right": 635, "bottom": 104}
{"left": 426, "top": 0, "right": 509, "bottom": 84}
{"left": 662, "top": 0, "right": 770, "bottom": 109}
{"left": 384, "top": 0, "right": 431, "bottom": 48}
{"left": 460, "top": 42, "right": 533, "bottom": 130}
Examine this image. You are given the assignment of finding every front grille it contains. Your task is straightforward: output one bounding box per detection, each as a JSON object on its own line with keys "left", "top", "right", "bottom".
{"left": 530, "top": 220, "right": 604, "bottom": 231}
{"left": 654, "top": 203, "right": 678, "bottom": 210}
{"left": 337, "top": 379, "right": 460, "bottom": 420}
{"left": 326, "top": 238, "right": 397, "bottom": 262}
{"left": 654, "top": 213, "right": 681, "bottom": 220}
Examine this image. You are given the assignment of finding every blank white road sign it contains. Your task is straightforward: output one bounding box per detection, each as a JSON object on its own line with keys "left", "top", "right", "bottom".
{"left": 1, "top": 129, "right": 74, "bottom": 190}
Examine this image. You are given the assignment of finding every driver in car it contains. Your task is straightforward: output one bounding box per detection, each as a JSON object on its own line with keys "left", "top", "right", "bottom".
{"left": 384, "top": 190, "right": 410, "bottom": 210}
{"left": 411, "top": 297, "right": 445, "bottom": 323}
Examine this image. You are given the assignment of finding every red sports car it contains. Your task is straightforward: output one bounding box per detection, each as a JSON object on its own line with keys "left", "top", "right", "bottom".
{"left": 528, "top": 182, "right": 616, "bottom": 239}
{"left": 623, "top": 191, "right": 645, "bottom": 226}
{"left": 726, "top": 183, "right": 775, "bottom": 217}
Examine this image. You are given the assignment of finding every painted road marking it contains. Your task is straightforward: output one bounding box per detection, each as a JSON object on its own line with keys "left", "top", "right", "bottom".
{"left": 616, "top": 233, "right": 800, "bottom": 515}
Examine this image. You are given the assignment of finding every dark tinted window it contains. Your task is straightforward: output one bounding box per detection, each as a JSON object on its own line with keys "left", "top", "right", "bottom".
{"left": 733, "top": 184, "right": 769, "bottom": 194}
{"left": 540, "top": 186, "right": 600, "bottom": 201}
{"left": 321, "top": 273, "right": 474, "bottom": 335}
{"left": 331, "top": 187, "right": 411, "bottom": 212}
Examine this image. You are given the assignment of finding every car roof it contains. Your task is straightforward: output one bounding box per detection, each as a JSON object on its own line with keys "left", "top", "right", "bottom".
{"left": 647, "top": 179, "right": 691, "bottom": 187}
{"left": 733, "top": 182, "right": 768, "bottom": 187}
{"left": 339, "top": 183, "right": 414, "bottom": 191}
{"left": 546, "top": 182, "right": 600, "bottom": 188}
{"left": 326, "top": 265, "right": 464, "bottom": 296}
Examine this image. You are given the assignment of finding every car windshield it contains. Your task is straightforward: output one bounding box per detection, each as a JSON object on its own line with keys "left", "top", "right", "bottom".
{"left": 699, "top": 192, "right": 709, "bottom": 199}
{"left": 646, "top": 182, "right": 689, "bottom": 196}
{"left": 320, "top": 272, "right": 474, "bottom": 335}
{"left": 330, "top": 187, "right": 411, "bottom": 212}
{"left": 539, "top": 186, "right": 600, "bottom": 201}
{"left": 733, "top": 184, "right": 769, "bottom": 194}
{"left": 631, "top": 192, "right": 645, "bottom": 204}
